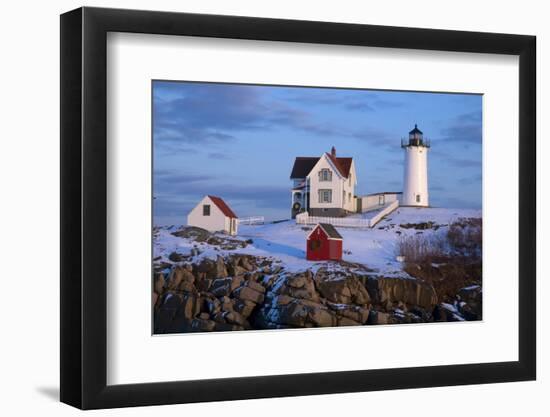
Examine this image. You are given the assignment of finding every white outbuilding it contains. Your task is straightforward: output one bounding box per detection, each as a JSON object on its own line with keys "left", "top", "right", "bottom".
{"left": 187, "top": 195, "right": 239, "bottom": 235}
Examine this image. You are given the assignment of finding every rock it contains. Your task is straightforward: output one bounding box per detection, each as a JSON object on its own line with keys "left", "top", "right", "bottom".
{"left": 234, "top": 285, "right": 265, "bottom": 304}
{"left": 240, "top": 256, "right": 255, "bottom": 271}
{"left": 154, "top": 274, "right": 165, "bottom": 294}
{"left": 210, "top": 276, "right": 244, "bottom": 297}
{"left": 316, "top": 276, "right": 370, "bottom": 305}
{"left": 176, "top": 293, "right": 200, "bottom": 320}
{"left": 196, "top": 278, "right": 213, "bottom": 292}
{"left": 168, "top": 266, "right": 195, "bottom": 290}
{"left": 367, "top": 310, "right": 390, "bottom": 325}
{"left": 199, "top": 312, "right": 210, "bottom": 320}
{"left": 171, "top": 226, "right": 211, "bottom": 242}
{"left": 203, "top": 296, "right": 221, "bottom": 315}
{"left": 177, "top": 280, "right": 196, "bottom": 294}
{"left": 233, "top": 299, "right": 256, "bottom": 318}
{"left": 168, "top": 252, "right": 186, "bottom": 262}
{"left": 152, "top": 292, "right": 159, "bottom": 307}
{"left": 215, "top": 255, "right": 228, "bottom": 278}
{"left": 367, "top": 276, "right": 437, "bottom": 309}
{"left": 191, "top": 318, "right": 216, "bottom": 331}
{"left": 287, "top": 275, "right": 307, "bottom": 288}
{"left": 244, "top": 279, "right": 266, "bottom": 294}
{"left": 214, "top": 322, "right": 244, "bottom": 332}
{"left": 328, "top": 303, "right": 370, "bottom": 324}
{"left": 272, "top": 273, "right": 319, "bottom": 302}
{"left": 225, "top": 311, "right": 246, "bottom": 326}
{"left": 308, "top": 305, "right": 336, "bottom": 327}
{"left": 338, "top": 317, "right": 361, "bottom": 326}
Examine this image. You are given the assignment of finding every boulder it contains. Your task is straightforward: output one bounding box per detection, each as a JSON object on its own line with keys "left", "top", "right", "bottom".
{"left": 154, "top": 274, "right": 165, "bottom": 294}
{"left": 210, "top": 276, "right": 244, "bottom": 297}
{"left": 316, "top": 275, "right": 370, "bottom": 305}
{"left": 191, "top": 318, "right": 216, "bottom": 332}
{"left": 368, "top": 276, "right": 437, "bottom": 309}
{"left": 168, "top": 266, "right": 195, "bottom": 290}
{"left": 234, "top": 285, "right": 265, "bottom": 304}
{"left": 338, "top": 317, "right": 361, "bottom": 326}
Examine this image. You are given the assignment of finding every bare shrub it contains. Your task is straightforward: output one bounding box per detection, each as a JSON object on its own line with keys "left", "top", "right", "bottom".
{"left": 396, "top": 234, "right": 447, "bottom": 264}
{"left": 447, "top": 217, "right": 482, "bottom": 258}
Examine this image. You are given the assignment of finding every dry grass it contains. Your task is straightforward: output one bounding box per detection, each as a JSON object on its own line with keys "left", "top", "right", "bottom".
{"left": 447, "top": 217, "right": 482, "bottom": 258}
{"left": 396, "top": 234, "right": 447, "bottom": 264}
{"left": 396, "top": 217, "right": 483, "bottom": 302}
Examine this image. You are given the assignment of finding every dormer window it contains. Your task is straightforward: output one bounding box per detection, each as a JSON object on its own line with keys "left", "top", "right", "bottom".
{"left": 319, "top": 169, "right": 332, "bottom": 182}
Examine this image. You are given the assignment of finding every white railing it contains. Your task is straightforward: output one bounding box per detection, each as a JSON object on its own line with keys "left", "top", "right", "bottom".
{"left": 296, "top": 212, "right": 371, "bottom": 228}
{"left": 296, "top": 200, "right": 398, "bottom": 228}
{"left": 368, "top": 200, "right": 399, "bottom": 227}
{"left": 237, "top": 216, "right": 265, "bottom": 225}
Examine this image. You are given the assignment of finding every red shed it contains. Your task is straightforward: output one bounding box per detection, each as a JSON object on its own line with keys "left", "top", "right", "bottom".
{"left": 306, "top": 223, "right": 343, "bottom": 261}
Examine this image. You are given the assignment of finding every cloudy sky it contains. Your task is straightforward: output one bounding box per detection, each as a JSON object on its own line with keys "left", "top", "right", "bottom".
{"left": 153, "top": 81, "right": 482, "bottom": 225}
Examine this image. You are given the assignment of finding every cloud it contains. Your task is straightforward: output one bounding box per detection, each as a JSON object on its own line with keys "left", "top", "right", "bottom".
{"left": 458, "top": 174, "right": 482, "bottom": 186}
{"left": 208, "top": 152, "right": 232, "bottom": 160}
{"left": 153, "top": 82, "right": 347, "bottom": 149}
{"left": 438, "top": 111, "right": 482, "bottom": 144}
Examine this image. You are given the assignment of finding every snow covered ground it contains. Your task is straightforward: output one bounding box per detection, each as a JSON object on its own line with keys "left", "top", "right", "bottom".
{"left": 154, "top": 207, "right": 481, "bottom": 276}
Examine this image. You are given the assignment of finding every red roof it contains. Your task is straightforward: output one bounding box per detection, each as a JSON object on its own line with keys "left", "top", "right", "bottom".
{"left": 207, "top": 195, "right": 238, "bottom": 218}
{"left": 325, "top": 153, "right": 353, "bottom": 178}
{"left": 290, "top": 155, "right": 353, "bottom": 179}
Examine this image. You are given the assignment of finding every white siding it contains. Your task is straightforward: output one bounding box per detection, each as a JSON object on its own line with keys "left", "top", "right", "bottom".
{"left": 187, "top": 196, "right": 237, "bottom": 234}
{"left": 359, "top": 192, "right": 401, "bottom": 212}
{"left": 307, "top": 156, "right": 343, "bottom": 209}
{"left": 402, "top": 146, "right": 429, "bottom": 206}
{"left": 342, "top": 161, "right": 357, "bottom": 212}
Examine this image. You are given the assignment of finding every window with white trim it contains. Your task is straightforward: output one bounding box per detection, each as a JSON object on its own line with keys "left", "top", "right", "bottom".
{"left": 319, "top": 189, "right": 332, "bottom": 203}
{"left": 319, "top": 169, "right": 332, "bottom": 182}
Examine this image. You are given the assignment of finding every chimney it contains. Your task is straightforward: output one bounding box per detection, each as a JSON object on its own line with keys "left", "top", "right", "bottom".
{"left": 331, "top": 146, "right": 336, "bottom": 157}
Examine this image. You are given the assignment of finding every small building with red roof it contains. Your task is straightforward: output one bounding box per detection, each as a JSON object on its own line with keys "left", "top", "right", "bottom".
{"left": 290, "top": 146, "right": 357, "bottom": 218}
{"left": 306, "top": 223, "right": 343, "bottom": 261}
{"left": 187, "top": 195, "right": 239, "bottom": 235}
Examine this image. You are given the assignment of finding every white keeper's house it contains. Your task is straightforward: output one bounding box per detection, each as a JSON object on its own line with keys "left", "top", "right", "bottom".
{"left": 187, "top": 195, "right": 239, "bottom": 235}
{"left": 290, "top": 147, "right": 357, "bottom": 218}
{"left": 289, "top": 125, "right": 430, "bottom": 219}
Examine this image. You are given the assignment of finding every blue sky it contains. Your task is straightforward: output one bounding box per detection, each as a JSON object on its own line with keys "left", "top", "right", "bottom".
{"left": 153, "top": 81, "right": 482, "bottom": 225}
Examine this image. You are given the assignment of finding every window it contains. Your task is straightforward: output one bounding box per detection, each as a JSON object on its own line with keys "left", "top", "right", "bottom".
{"left": 319, "top": 189, "right": 332, "bottom": 203}
{"left": 379, "top": 194, "right": 385, "bottom": 205}
{"left": 319, "top": 169, "right": 332, "bottom": 182}
{"left": 348, "top": 174, "right": 352, "bottom": 186}
{"left": 203, "top": 204, "right": 210, "bottom": 216}
{"left": 309, "top": 239, "right": 321, "bottom": 251}
{"left": 348, "top": 192, "right": 352, "bottom": 202}
{"left": 343, "top": 191, "right": 346, "bottom": 204}
{"left": 416, "top": 195, "right": 421, "bottom": 203}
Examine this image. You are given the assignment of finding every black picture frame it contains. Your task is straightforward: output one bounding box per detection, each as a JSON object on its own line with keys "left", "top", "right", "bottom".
{"left": 60, "top": 6, "right": 536, "bottom": 410}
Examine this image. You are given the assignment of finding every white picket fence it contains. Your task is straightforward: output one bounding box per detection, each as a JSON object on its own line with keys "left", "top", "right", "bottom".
{"left": 237, "top": 216, "right": 265, "bottom": 225}
{"left": 296, "top": 200, "right": 398, "bottom": 228}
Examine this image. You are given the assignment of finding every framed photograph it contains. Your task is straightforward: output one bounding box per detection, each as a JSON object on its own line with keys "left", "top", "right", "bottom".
{"left": 60, "top": 6, "right": 536, "bottom": 409}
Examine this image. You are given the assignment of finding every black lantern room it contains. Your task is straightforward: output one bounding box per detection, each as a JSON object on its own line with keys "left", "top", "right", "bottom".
{"left": 402, "top": 124, "right": 430, "bottom": 148}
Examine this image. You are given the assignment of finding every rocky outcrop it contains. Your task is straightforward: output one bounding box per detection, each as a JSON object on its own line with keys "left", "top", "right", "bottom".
{"left": 153, "top": 253, "right": 480, "bottom": 334}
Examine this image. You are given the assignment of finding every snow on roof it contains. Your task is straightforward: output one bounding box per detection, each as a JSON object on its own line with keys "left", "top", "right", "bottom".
{"left": 207, "top": 195, "right": 238, "bottom": 218}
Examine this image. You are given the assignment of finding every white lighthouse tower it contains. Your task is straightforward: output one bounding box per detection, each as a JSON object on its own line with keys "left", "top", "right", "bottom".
{"left": 402, "top": 124, "right": 430, "bottom": 207}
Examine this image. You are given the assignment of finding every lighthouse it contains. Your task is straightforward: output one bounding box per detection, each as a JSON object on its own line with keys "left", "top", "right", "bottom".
{"left": 401, "top": 124, "right": 430, "bottom": 206}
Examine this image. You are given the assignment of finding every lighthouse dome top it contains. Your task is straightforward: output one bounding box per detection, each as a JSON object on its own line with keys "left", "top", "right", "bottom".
{"left": 402, "top": 124, "right": 430, "bottom": 148}
{"left": 409, "top": 124, "right": 423, "bottom": 136}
